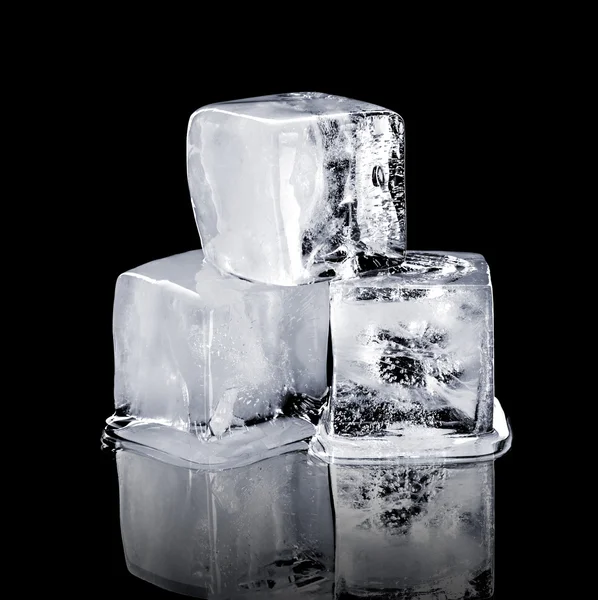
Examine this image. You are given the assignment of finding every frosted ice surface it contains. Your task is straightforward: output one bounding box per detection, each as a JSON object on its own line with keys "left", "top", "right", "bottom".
{"left": 332, "top": 461, "right": 494, "bottom": 598}
{"left": 187, "top": 92, "right": 406, "bottom": 285}
{"left": 117, "top": 448, "right": 334, "bottom": 598}
{"left": 327, "top": 251, "right": 494, "bottom": 441}
{"left": 113, "top": 250, "right": 329, "bottom": 437}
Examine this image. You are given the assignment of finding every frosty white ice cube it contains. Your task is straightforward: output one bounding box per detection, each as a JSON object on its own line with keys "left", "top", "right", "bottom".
{"left": 315, "top": 251, "right": 495, "bottom": 460}
{"left": 187, "top": 92, "right": 406, "bottom": 285}
{"left": 113, "top": 250, "right": 329, "bottom": 436}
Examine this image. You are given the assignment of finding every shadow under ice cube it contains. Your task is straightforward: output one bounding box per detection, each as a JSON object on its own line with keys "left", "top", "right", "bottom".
{"left": 315, "top": 251, "right": 495, "bottom": 460}
{"left": 187, "top": 92, "right": 406, "bottom": 286}
{"left": 113, "top": 250, "right": 329, "bottom": 437}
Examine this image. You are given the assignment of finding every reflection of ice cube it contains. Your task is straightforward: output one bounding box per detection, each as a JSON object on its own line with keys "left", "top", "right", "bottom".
{"left": 187, "top": 92, "right": 406, "bottom": 285}
{"left": 327, "top": 251, "right": 493, "bottom": 444}
{"left": 331, "top": 461, "right": 494, "bottom": 599}
{"left": 113, "top": 250, "right": 329, "bottom": 436}
{"left": 117, "top": 448, "right": 334, "bottom": 598}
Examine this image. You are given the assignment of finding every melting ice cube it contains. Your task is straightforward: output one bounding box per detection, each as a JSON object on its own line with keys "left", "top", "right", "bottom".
{"left": 113, "top": 250, "right": 329, "bottom": 436}
{"left": 187, "top": 92, "right": 406, "bottom": 285}
{"left": 319, "top": 251, "right": 494, "bottom": 457}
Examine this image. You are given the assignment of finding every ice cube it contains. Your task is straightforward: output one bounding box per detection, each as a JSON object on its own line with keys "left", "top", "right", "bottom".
{"left": 331, "top": 461, "right": 494, "bottom": 599}
{"left": 117, "top": 447, "right": 334, "bottom": 598}
{"left": 187, "top": 92, "right": 406, "bottom": 285}
{"left": 113, "top": 250, "right": 329, "bottom": 436}
{"left": 316, "top": 251, "right": 494, "bottom": 459}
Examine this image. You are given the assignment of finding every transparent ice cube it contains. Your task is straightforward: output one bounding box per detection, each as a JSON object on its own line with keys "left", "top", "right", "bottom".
{"left": 113, "top": 250, "right": 329, "bottom": 437}
{"left": 331, "top": 461, "right": 494, "bottom": 599}
{"left": 117, "top": 448, "right": 334, "bottom": 598}
{"left": 187, "top": 92, "right": 406, "bottom": 285}
{"left": 314, "top": 251, "right": 496, "bottom": 460}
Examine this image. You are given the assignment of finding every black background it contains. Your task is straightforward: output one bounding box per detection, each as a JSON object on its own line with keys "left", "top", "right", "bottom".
{"left": 84, "top": 48, "right": 543, "bottom": 599}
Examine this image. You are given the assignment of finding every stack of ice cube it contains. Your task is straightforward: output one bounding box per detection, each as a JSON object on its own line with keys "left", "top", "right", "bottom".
{"left": 112, "top": 91, "right": 505, "bottom": 462}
